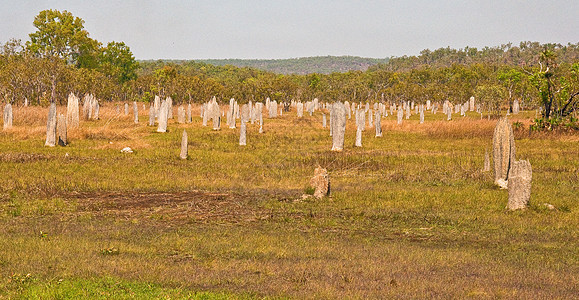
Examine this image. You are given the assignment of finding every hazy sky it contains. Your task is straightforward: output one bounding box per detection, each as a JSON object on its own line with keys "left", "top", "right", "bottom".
{"left": 1, "top": 1, "right": 577, "bottom": 60}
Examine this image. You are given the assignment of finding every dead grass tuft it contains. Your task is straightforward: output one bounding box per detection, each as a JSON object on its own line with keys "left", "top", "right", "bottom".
{"left": 82, "top": 129, "right": 130, "bottom": 141}
{"left": 381, "top": 119, "right": 497, "bottom": 138}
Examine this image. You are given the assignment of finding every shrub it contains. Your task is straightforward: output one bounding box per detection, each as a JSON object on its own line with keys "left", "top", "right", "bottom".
{"left": 530, "top": 116, "right": 578, "bottom": 131}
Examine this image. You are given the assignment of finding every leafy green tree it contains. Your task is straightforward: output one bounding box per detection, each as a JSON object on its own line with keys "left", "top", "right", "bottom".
{"left": 498, "top": 67, "right": 523, "bottom": 105}
{"left": 99, "top": 41, "right": 139, "bottom": 84}
{"left": 475, "top": 84, "right": 506, "bottom": 116}
{"left": 153, "top": 65, "right": 178, "bottom": 97}
{"left": 27, "top": 9, "right": 99, "bottom": 67}
{"left": 25, "top": 9, "right": 102, "bottom": 102}
{"left": 529, "top": 49, "right": 579, "bottom": 118}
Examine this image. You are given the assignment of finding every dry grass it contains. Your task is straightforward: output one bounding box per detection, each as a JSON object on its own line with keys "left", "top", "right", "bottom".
{"left": 0, "top": 103, "right": 577, "bottom": 298}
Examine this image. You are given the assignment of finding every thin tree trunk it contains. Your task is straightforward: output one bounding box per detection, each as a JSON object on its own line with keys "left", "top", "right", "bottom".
{"left": 560, "top": 91, "right": 579, "bottom": 116}
{"left": 50, "top": 75, "right": 56, "bottom": 104}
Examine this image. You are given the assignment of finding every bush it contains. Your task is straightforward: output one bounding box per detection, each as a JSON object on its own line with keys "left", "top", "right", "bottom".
{"left": 530, "top": 116, "right": 578, "bottom": 131}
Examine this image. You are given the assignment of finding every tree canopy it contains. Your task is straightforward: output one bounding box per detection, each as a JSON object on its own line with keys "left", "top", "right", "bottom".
{"left": 27, "top": 9, "right": 99, "bottom": 67}
{"left": 100, "top": 42, "right": 139, "bottom": 83}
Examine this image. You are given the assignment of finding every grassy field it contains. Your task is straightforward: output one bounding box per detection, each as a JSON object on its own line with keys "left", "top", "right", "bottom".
{"left": 0, "top": 104, "right": 577, "bottom": 299}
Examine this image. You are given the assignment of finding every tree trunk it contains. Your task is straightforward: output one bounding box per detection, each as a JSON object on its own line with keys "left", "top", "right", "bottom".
{"left": 544, "top": 79, "right": 553, "bottom": 119}
{"left": 560, "top": 91, "right": 579, "bottom": 117}
{"left": 50, "top": 75, "right": 57, "bottom": 104}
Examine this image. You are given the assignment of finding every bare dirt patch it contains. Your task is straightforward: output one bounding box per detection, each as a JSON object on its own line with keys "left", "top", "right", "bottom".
{"left": 70, "top": 190, "right": 275, "bottom": 225}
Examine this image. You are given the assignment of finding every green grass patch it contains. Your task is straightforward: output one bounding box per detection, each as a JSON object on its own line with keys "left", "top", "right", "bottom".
{"left": 2, "top": 276, "right": 248, "bottom": 299}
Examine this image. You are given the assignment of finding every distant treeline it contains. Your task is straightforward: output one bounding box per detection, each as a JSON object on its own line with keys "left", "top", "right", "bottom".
{"left": 142, "top": 56, "right": 389, "bottom": 75}
{"left": 141, "top": 42, "right": 579, "bottom": 75}
{"left": 375, "top": 41, "right": 579, "bottom": 72}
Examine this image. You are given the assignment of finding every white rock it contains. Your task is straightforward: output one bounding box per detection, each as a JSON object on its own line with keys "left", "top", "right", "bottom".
{"left": 121, "top": 147, "right": 133, "bottom": 153}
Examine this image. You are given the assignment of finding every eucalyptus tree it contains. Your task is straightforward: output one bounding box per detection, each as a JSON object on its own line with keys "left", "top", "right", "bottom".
{"left": 528, "top": 49, "right": 579, "bottom": 118}
{"left": 27, "top": 9, "right": 99, "bottom": 67}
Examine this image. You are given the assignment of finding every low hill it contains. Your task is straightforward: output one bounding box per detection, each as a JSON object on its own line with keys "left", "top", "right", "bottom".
{"left": 194, "top": 56, "right": 389, "bottom": 74}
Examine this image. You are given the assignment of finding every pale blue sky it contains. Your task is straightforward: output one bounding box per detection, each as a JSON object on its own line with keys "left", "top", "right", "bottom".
{"left": 1, "top": 0, "right": 577, "bottom": 59}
